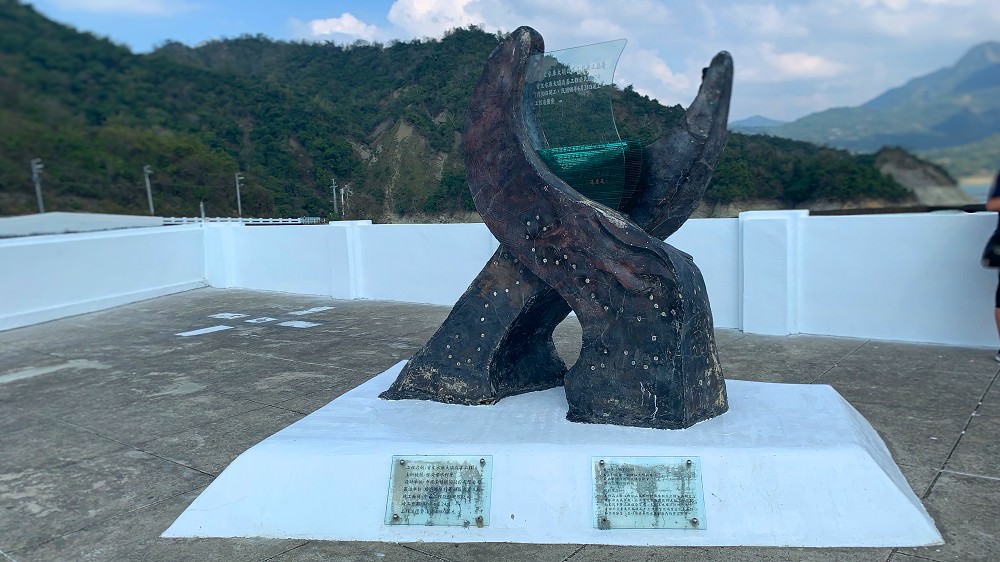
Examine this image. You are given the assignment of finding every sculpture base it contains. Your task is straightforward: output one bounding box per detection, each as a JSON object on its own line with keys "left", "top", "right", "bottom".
{"left": 163, "top": 362, "right": 941, "bottom": 547}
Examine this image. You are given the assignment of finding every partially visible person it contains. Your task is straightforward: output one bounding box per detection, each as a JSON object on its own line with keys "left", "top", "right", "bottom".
{"left": 984, "top": 169, "right": 1000, "bottom": 360}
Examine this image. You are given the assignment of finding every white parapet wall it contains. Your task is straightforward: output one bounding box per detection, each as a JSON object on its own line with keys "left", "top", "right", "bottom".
{"left": 2, "top": 211, "right": 998, "bottom": 348}
{"left": 797, "top": 212, "right": 998, "bottom": 346}
{"left": 203, "top": 220, "right": 503, "bottom": 306}
{"left": 0, "top": 225, "right": 206, "bottom": 331}
{"left": 202, "top": 222, "right": 361, "bottom": 298}
{"left": 735, "top": 210, "right": 998, "bottom": 346}
{"left": 357, "top": 223, "right": 500, "bottom": 305}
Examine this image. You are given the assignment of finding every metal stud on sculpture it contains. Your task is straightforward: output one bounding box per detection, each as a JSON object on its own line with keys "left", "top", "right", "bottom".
{"left": 381, "top": 26, "right": 733, "bottom": 429}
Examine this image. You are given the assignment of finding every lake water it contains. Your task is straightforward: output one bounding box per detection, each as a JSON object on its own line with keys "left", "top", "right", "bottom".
{"left": 961, "top": 180, "right": 992, "bottom": 202}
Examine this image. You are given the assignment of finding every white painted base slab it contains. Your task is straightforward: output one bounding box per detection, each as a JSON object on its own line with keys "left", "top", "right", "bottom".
{"left": 163, "top": 362, "right": 943, "bottom": 547}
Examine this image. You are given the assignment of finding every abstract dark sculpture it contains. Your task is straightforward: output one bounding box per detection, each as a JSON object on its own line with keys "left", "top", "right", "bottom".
{"left": 381, "top": 26, "right": 733, "bottom": 429}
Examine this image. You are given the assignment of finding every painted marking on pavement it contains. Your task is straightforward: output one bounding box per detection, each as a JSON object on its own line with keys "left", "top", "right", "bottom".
{"left": 176, "top": 325, "right": 234, "bottom": 337}
{"left": 149, "top": 379, "right": 207, "bottom": 397}
{"left": 245, "top": 317, "right": 278, "bottom": 324}
{"left": 278, "top": 321, "right": 321, "bottom": 328}
{"left": 210, "top": 313, "right": 249, "bottom": 319}
{"left": 0, "top": 359, "right": 110, "bottom": 385}
{"left": 287, "top": 307, "right": 334, "bottom": 316}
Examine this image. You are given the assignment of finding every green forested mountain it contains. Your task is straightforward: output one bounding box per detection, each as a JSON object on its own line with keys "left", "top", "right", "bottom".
{"left": 0, "top": 1, "right": 911, "bottom": 220}
{"left": 707, "top": 135, "right": 909, "bottom": 206}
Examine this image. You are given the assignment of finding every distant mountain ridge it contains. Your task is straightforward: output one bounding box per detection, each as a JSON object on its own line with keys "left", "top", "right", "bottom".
{"left": 731, "top": 115, "right": 785, "bottom": 129}
{"left": 865, "top": 42, "right": 1000, "bottom": 110}
{"left": 769, "top": 42, "right": 1000, "bottom": 175}
{"left": 729, "top": 114, "right": 786, "bottom": 135}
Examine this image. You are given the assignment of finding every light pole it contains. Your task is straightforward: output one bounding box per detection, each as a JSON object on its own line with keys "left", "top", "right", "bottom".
{"left": 234, "top": 172, "right": 244, "bottom": 218}
{"left": 342, "top": 184, "right": 352, "bottom": 218}
{"left": 143, "top": 165, "right": 155, "bottom": 216}
{"left": 331, "top": 177, "right": 339, "bottom": 217}
{"left": 30, "top": 158, "right": 44, "bottom": 213}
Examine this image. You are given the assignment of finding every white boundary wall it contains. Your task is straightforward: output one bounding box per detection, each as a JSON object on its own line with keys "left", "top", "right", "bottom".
{"left": 0, "top": 225, "right": 206, "bottom": 331}
{"left": 797, "top": 212, "right": 997, "bottom": 346}
{"left": 2, "top": 212, "right": 997, "bottom": 347}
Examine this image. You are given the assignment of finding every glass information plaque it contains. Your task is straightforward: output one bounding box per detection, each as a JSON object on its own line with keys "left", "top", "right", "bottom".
{"left": 385, "top": 455, "right": 492, "bottom": 527}
{"left": 522, "top": 39, "right": 643, "bottom": 212}
{"left": 593, "top": 456, "right": 706, "bottom": 530}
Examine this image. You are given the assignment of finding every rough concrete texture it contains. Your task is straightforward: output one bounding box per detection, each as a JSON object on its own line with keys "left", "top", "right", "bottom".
{"left": 1, "top": 288, "right": 997, "bottom": 561}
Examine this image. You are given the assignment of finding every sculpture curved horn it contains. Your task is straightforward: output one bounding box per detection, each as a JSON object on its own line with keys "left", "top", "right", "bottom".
{"left": 631, "top": 51, "right": 733, "bottom": 239}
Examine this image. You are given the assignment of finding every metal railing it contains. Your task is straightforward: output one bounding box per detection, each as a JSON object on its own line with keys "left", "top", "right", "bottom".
{"left": 162, "top": 217, "right": 325, "bottom": 225}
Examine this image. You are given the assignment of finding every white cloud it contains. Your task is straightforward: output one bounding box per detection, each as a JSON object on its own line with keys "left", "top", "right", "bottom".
{"left": 852, "top": 0, "right": 979, "bottom": 9}
{"left": 387, "top": 0, "right": 480, "bottom": 38}
{"left": 757, "top": 43, "right": 846, "bottom": 79}
{"left": 830, "top": 0, "right": 996, "bottom": 37}
{"left": 384, "top": 0, "right": 671, "bottom": 45}
{"left": 577, "top": 18, "right": 625, "bottom": 37}
{"left": 729, "top": 3, "right": 808, "bottom": 37}
{"left": 301, "top": 13, "right": 379, "bottom": 41}
{"left": 625, "top": 49, "right": 692, "bottom": 92}
{"left": 48, "top": 0, "right": 196, "bottom": 16}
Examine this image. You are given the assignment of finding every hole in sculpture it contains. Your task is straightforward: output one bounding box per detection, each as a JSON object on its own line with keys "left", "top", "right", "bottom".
{"left": 553, "top": 314, "right": 583, "bottom": 367}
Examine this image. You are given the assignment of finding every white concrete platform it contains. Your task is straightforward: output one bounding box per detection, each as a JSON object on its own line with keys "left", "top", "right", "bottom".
{"left": 163, "top": 362, "right": 943, "bottom": 547}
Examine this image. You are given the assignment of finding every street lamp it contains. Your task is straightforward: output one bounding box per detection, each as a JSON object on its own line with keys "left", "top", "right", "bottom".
{"left": 234, "top": 172, "right": 245, "bottom": 218}
{"left": 30, "top": 158, "right": 44, "bottom": 213}
{"left": 143, "top": 165, "right": 155, "bottom": 216}
{"left": 342, "top": 183, "right": 352, "bottom": 218}
{"left": 331, "top": 177, "right": 339, "bottom": 217}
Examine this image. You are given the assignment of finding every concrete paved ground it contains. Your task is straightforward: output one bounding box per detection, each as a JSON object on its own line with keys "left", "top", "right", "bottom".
{"left": 1, "top": 288, "right": 997, "bottom": 562}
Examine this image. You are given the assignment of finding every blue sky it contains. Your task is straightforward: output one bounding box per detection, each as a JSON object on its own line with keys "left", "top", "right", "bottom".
{"left": 27, "top": 0, "right": 1000, "bottom": 122}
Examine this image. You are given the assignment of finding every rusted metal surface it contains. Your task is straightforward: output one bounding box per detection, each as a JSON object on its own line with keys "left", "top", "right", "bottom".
{"left": 380, "top": 246, "right": 570, "bottom": 404}
{"left": 381, "top": 27, "right": 732, "bottom": 429}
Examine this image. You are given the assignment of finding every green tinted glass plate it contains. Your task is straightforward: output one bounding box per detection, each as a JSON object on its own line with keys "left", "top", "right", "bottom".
{"left": 537, "top": 140, "right": 643, "bottom": 210}
{"left": 525, "top": 39, "right": 626, "bottom": 148}
{"left": 523, "top": 39, "right": 644, "bottom": 211}
{"left": 593, "top": 456, "right": 706, "bottom": 530}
